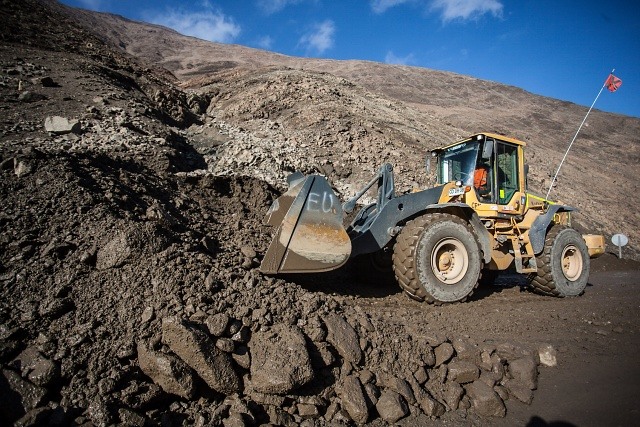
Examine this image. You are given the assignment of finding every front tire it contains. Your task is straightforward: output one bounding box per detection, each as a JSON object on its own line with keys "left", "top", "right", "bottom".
{"left": 393, "top": 213, "right": 482, "bottom": 304}
{"left": 528, "top": 226, "right": 590, "bottom": 297}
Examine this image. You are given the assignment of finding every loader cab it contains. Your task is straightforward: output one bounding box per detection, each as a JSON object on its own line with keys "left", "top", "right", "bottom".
{"left": 433, "top": 133, "right": 527, "bottom": 215}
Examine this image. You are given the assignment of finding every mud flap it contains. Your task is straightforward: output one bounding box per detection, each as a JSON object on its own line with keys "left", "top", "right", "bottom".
{"left": 260, "top": 174, "right": 351, "bottom": 274}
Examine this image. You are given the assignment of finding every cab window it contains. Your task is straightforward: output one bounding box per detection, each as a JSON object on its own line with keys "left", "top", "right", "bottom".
{"left": 437, "top": 142, "right": 478, "bottom": 185}
{"left": 496, "top": 142, "right": 519, "bottom": 204}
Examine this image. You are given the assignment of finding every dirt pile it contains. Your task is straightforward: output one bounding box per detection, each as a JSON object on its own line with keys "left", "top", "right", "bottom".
{"left": 0, "top": 130, "right": 556, "bottom": 425}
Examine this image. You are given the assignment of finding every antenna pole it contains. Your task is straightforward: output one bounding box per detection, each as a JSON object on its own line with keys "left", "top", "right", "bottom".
{"left": 545, "top": 69, "right": 614, "bottom": 200}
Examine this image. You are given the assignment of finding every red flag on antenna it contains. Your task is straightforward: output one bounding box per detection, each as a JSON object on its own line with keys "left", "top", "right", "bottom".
{"left": 604, "top": 73, "right": 622, "bottom": 92}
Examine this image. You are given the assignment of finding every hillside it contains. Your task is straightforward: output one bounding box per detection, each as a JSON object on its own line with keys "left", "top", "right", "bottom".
{"left": 61, "top": 2, "right": 640, "bottom": 258}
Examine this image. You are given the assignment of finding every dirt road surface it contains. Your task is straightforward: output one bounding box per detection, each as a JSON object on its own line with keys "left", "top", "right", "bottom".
{"left": 315, "top": 255, "right": 640, "bottom": 426}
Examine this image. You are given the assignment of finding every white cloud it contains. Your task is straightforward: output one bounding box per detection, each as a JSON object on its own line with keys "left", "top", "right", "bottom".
{"left": 258, "top": 0, "right": 302, "bottom": 14}
{"left": 148, "top": 8, "right": 241, "bottom": 43}
{"left": 371, "top": 0, "right": 503, "bottom": 22}
{"left": 257, "top": 35, "right": 274, "bottom": 49}
{"left": 370, "top": 0, "right": 410, "bottom": 14}
{"left": 299, "top": 20, "right": 335, "bottom": 54}
{"left": 384, "top": 51, "right": 415, "bottom": 65}
{"left": 429, "top": 0, "right": 503, "bottom": 22}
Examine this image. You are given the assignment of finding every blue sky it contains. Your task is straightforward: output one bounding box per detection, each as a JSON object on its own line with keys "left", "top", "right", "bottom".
{"left": 61, "top": 0, "right": 639, "bottom": 118}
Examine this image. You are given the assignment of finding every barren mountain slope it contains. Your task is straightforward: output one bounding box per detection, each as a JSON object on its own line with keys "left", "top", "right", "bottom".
{"left": 60, "top": 4, "right": 640, "bottom": 258}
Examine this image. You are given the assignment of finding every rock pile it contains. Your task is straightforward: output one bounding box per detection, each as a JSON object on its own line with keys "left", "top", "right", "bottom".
{"left": 192, "top": 67, "right": 446, "bottom": 199}
{"left": 111, "top": 307, "right": 553, "bottom": 425}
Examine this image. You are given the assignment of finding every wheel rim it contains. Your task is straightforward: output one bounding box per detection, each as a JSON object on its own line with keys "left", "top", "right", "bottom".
{"left": 430, "top": 238, "right": 469, "bottom": 284}
{"left": 561, "top": 244, "right": 583, "bottom": 281}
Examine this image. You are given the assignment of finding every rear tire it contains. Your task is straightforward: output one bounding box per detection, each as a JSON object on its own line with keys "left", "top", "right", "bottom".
{"left": 352, "top": 246, "right": 395, "bottom": 284}
{"left": 528, "top": 226, "right": 590, "bottom": 297}
{"left": 479, "top": 269, "right": 500, "bottom": 286}
{"left": 393, "top": 213, "right": 482, "bottom": 304}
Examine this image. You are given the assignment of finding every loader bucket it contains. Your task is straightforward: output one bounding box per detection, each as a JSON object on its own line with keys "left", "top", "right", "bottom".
{"left": 260, "top": 174, "right": 351, "bottom": 274}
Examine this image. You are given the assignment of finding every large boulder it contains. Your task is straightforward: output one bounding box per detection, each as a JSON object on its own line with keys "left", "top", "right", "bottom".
{"left": 375, "top": 390, "right": 408, "bottom": 423}
{"left": 452, "top": 337, "right": 481, "bottom": 364}
{"left": 447, "top": 359, "right": 480, "bottom": 384}
{"left": 537, "top": 343, "right": 558, "bottom": 367}
{"left": 434, "top": 342, "right": 455, "bottom": 366}
{"left": 443, "top": 382, "right": 464, "bottom": 411}
{"left": 249, "top": 324, "right": 314, "bottom": 394}
{"left": 137, "top": 342, "right": 196, "bottom": 399}
{"left": 508, "top": 356, "right": 538, "bottom": 390}
{"left": 44, "top": 116, "right": 81, "bottom": 135}
{"left": 465, "top": 380, "right": 506, "bottom": 418}
{"left": 323, "top": 313, "right": 362, "bottom": 365}
{"left": 96, "top": 223, "right": 171, "bottom": 270}
{"left": 379, "top": 374, "right": 415, "bottom": 405}
{"left": 161, "top": 317, "right": 241, "bottom": 395}
{"left": 418, "top": 394, "right": 446, "bottom": 417}
{"left": 0, "top": 369, "right": 47, "bottom": 421}
{"left": 11, "top": 346, "right": 59, "bottom": 388}
{"left": 336, "top": 375, "right": 368, "bottom": 424}
{"left": 503, "top": 378, "right": 534, "bottom": 404}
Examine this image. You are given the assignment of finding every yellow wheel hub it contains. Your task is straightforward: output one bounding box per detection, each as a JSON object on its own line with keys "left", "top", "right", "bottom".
{"left": 561, "top": 244, "right": 583, "bottom": 281}
{"left": 431, "top": 238, "right": 469, "bottom": 284}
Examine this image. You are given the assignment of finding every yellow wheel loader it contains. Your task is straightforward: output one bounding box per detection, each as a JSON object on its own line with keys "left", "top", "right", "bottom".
{"left": 260, "top": 133, "right": 604, "bottom": 304}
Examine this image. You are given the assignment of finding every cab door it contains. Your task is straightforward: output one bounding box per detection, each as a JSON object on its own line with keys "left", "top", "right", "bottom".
{"left": 494, "top": 140, "right": 525, "bottom": 215}
{"left": 472, "top": 139, "right": 525, "bottom": 216}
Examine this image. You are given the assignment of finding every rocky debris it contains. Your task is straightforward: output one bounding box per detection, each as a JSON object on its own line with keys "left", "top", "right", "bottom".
{"left": 161, "top": 317, "right": 241, "bottom": 395}
{"left": 249, "top": 324, "right": 314, "bottom": 394}
{"left": 323, "top": 312, "right": 363, "bottom": 365}
{"left": 136, "top": 342, "right": 196, "bottom": 399}
{"left": 375, "top": 389, "right": 409, "bottom": 423}
{"left": 2, "top": 0, "right": 631, "bottom": 424}
{"left": 44, "top": 116, "right": 81, "bottom": 135}
{"left": 336, "top": 375, "right": 369, "bottom": 424}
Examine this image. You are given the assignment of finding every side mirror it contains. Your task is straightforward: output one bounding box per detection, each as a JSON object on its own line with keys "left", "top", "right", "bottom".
{"left": 426, "top": 150, "right": 438, "bottom": 174}
{"left": 482, "top": 138, "right": 494, "bottom": 160}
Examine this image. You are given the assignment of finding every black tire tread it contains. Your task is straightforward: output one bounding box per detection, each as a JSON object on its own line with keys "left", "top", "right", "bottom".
{"left": 528, "top": 225, "right": 575, "bottom": 297}
{"left": 392, "top": 213, "right": 481, "bottom": 305}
